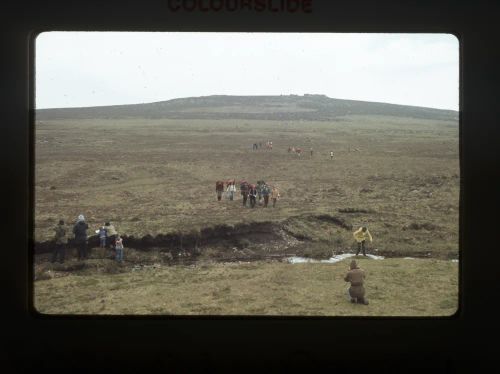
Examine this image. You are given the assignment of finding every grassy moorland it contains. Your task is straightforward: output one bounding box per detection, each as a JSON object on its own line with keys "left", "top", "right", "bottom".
{"left": 34, "top": 254, "right": 458, "bottom": 316}
{"left": 35, "top": 117, "right": 459, "bottom": 257}
{"left": 34, "top": 95, "right": 459, "bottom": 315}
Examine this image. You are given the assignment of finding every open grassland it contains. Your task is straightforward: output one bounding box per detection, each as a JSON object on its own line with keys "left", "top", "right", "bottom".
{"left": 34, "top": 257, "right": 458, "bottom": 316}
{"left": 34, "top": 113, "right": 459, "bottom": 316}
{"left": 35, "top": 115, "right": 459, "bottom": 258}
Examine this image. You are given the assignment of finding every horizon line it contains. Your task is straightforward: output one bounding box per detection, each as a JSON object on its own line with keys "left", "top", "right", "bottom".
{"left": 36, "top": 94, "right": 459, "bottom": 112}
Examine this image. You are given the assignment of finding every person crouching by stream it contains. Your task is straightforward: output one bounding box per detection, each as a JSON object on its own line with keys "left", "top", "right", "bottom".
{"left": 353, "top": 226, "right": 373, "bottom": 256}
{"left": 344, "top": 260, "right": 369, "bottom": 305}
{"left": 115, "top": 235, "right": 124, "bottom": 263}
{"left": 51, "top": 219, "right": 68, "bottom": 264}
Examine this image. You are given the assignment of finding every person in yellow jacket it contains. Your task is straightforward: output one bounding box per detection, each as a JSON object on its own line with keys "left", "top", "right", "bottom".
{"left": 353, "top": 226, "right": 372, "bottom": 256}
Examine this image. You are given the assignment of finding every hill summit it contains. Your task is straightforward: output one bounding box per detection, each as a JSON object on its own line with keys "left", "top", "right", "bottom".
{"left": 37, "top": 94, "right": 458, "bottom": 122}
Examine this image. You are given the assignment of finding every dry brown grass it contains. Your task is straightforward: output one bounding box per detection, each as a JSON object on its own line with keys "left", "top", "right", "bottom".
{"left": 34, "top": 114, "right": 459, "bottom": 316}
{"left": 34, "top": 115, "right": 459, "bottom": 258}
{"left": 34, "top": 257, "right": 458, "bottom": 316}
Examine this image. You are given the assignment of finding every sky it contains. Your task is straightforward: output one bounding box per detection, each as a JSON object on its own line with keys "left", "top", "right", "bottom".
{"left": 36, "top": 32, "right": 459, "bottom": 110}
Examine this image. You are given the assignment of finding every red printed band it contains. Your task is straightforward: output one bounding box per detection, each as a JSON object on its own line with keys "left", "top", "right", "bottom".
{"left": 167, "top": 0, "right": 313, "bottom": 13}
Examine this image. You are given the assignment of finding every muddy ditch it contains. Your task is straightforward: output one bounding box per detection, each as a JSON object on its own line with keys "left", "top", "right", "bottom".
{"left": 35, "top": 214, "right": 352, "bottom": 254}
{"left": 34, "top": 213, "right": 455, "bottom": 266}
{"left": 33, "top": 248, "right": 458, "bottom": 281}
{"left": 35, "top": 220, "right": 297, "bottom": 254}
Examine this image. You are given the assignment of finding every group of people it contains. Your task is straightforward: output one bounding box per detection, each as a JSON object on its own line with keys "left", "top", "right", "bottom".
{"left": 288, "top": 146, "right": 335, "bottom": 160}
{"left": 49, "top": 205, "right": 373, "bottom": 305}
{"left": 216, "top": 179, "right": 281, "bottom": 208}
{"left": 252, "top": 141, "right": 273, "bottom": 150}
{"left": 51, "top": 214, "right": 124, "bottom": 264}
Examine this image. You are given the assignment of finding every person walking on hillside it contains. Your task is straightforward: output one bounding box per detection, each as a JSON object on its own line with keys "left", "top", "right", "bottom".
{"left": 105, "top": 221, "right": 118, "bottom": 251}
{"left": 344, "top": 260, "right": 369, "bottom": 305}
{"left": 271, "top": 186, "right": 280, "bottom": 208}
{"left": 52, "top": 219, "right": 68, "bottom": 263}
{"left": 330, "top": 151, "right": 334, "bottom": 160}
{"left": 115, "top": 235, "right": 124, "bottom": 263}
{"left": 248, "top": 184, "right": 258, "bottom": 208}
{"left": 73, "top": 214, "right": 89, "bottom": 260}
{"left": 226, "top": 180, "right": 236, "bottom": 201}
{"left": 262, "top": 184, "right": 271, "bottom": 207}
{"left": 310, "top": 147, "right": 314, "bottom": 157}
{"left": 353, "top": 226, "right": 373, "bottom": 256}
{"left": 240, "top": 180, "right": 249, "bottom": 207}
{"left": 216, "top": 180, "right": 225, "bottom": 201}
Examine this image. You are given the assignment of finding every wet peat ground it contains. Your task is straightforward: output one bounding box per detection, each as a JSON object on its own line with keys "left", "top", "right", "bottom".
{"left": 33, "top": 116, "right": 459, "bottom": 314}
{"left": 34, "top": 217, "right": 457, "bottom": 282}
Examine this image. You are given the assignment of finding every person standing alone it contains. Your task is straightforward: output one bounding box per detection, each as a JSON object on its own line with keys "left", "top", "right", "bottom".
{"left": 353, "top": 226, "right": 373, "bottom": 256}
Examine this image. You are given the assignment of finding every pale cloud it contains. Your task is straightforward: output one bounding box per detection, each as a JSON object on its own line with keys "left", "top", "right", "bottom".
{"left": 36, "top": 32, "right": 458, "bottom": 110}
